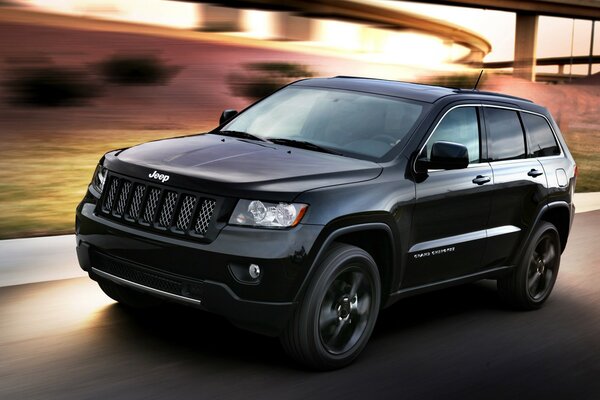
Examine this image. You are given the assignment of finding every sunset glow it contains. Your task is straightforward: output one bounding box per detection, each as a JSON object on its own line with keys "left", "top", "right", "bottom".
{"left": 14, "top": 0, "right": 474, "bottom": 70}
{"left": 12, "top": 0, "right": 600, "bottom": 73}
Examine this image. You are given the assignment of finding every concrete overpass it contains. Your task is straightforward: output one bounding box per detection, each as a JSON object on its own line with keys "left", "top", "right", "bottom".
{"left": 183, "top": 0, "right": 491, "bottom": 64}
{"left": 403, "top": 1, "right": 600, "bottom": 80}
{"left": 403, "top": 1, "right": 600, "bottom": 19}
{"left": 182, "top": 1, "right": 599, "bottom": 81}
{"left": 485, "top": 55, "right": 600, "bottom": 82}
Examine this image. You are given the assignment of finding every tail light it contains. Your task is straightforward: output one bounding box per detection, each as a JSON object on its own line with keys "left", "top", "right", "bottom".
{"left": 574, "top": 165, "right": 578, "bottom": 178}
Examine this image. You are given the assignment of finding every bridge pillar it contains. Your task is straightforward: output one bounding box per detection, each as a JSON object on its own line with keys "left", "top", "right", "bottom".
{"left": 272, "top": 12, "right": 316, "bottom": 41}
{"left": 514, "top": 13, "right": 539, "bottom": 81}
{"left": 198, "top": 4, "right": 243, "bottom": 32}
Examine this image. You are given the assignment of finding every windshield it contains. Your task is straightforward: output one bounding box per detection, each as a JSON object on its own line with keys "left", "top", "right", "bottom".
{"left": 222, "top": 86, "right": 428, "bottom": 160}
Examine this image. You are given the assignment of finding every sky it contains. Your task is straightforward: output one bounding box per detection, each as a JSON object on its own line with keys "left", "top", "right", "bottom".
{"left": 16, "top": 0, "right": 600, "bottom": 73}
{"left": 390, "top": 1, "right": 599, "bottom": 60}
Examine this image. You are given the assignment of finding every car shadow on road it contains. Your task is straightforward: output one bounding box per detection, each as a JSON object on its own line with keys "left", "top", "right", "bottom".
{"left": 375, "top": 279, "right": 505, "bottom": 334}
{"left": 91, "top": 279, "right": 507, "bottom": 370}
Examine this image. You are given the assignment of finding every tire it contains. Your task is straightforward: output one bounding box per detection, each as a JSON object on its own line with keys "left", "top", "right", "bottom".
{"left": 497, "top": 222, "right": 561, "bottom": 310}
{"left": 280, "top": 243, "right": 381, "bottom": 370}
{"left": 98, "top": 279, "right": 164, "bottom": 309}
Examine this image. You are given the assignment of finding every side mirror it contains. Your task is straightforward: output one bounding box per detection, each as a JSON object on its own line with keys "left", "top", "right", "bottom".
{"left": 219, "top": 109, "right": 238, "bottom": 125}
{"left": 416, "top": 141, "right": 469, "bottom": 172}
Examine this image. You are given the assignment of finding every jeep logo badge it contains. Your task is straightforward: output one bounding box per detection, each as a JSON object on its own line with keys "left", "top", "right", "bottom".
{"left": 149, "top": 170, "right": 170, "bottom": 183}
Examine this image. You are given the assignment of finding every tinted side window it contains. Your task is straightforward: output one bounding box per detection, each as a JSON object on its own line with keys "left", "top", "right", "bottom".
{"left": 426, "top": 107, "right": 480, "bottom": 163}
{"left": 521, "top": 113, "right": 560, "bottom": 157}
{"left": 485, "top": 108, "right": 526, "bottom": 161}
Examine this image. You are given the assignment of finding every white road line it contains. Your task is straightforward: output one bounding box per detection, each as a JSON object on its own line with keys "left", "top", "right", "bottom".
{"left": 0, "top": 235, "right": 84, "bottom": 288}
{"left": 574, "top": 192, "right": 600, "bottom": 214}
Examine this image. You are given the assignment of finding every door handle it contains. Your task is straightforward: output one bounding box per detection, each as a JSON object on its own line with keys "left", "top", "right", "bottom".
{"left": 527, "top": 169, "right": 544, "bottom": 177}
{"left": 472, "top": 175, "right": 491, "bottom": 185}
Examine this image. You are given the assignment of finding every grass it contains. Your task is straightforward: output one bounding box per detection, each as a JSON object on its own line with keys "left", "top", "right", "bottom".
{"left": 0, "top": 128, "right": 598, "bottom": 240}
{"left": 0, "top": 129, "right": 191, "bottom": 239}
{"left": 562, "top": 130, "right": 600, "bottom": 193}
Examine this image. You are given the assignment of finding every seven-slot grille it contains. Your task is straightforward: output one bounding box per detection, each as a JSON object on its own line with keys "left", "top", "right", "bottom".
{"left": 100, "top": 173, "right": 216, "bottom": 239}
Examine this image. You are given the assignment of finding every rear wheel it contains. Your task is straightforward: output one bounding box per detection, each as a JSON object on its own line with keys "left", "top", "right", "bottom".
{"left": 498, "top": 222, "right": 561, "bottom": 310}
{"left": 280, "top": 243, "right": 381, "bottom": 370}
{"left": 98, "top": 279, "right": 163, "bottom": 309}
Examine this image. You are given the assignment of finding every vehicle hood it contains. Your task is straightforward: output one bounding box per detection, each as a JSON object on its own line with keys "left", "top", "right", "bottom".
{"left": 105, "top": 133, "right": 382, "bottom": 200}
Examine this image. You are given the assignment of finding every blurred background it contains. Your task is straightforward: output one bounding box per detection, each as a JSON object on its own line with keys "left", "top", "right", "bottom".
{"left": 0, "top": 0, "right": 599, "bottom": 239}
{"left": 1, "top": 3, "right": 600, "bottom": 398}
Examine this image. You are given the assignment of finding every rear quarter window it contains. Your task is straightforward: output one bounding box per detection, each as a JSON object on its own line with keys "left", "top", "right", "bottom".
{"left": 521, "top": 113, "right": 560, "bottom": 157}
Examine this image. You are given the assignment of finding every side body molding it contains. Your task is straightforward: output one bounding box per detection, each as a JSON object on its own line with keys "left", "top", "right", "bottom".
{"left": 409, "top": 225, "right": 521, "bottom": 253}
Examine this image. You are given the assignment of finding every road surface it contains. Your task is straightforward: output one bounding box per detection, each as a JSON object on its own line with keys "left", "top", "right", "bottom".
{"left": 1, "top": 211, "right": 599, "bottom": 399}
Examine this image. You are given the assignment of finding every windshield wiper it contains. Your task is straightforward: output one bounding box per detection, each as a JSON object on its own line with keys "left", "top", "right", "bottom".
{"left": 218, "top": 130, "right": 269, "bottom": 142}
{"left": 266, "top": 138, "right": 343, "bottom": 156}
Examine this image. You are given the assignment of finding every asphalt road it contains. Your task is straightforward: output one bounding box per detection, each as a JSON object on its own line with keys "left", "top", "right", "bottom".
{"left": 1, "top": 211, "right": 599, "bottom": 400}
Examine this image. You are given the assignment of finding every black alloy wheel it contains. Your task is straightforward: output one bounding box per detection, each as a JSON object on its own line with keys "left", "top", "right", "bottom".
{"left": 280, "top": 243, "right": 381, "bottom": 370}
{"left": 319, "top": 267, "right": 373, "bottom": 355}
{"left": 527, "top": 233, "right": 558, "bottom": 301}
{"left": 498, "top": 222, "right": 561, "bottom": 310}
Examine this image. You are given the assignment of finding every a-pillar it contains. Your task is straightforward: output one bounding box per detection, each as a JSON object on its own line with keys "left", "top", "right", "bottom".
{"left": 198, "top": 4, "right": 243, "bottom": 32}
{"left": 271, "top": 12, "right": 316, "bottom": 41}
{"left": 514, "top": 13, "right": 539, "bottom": 81}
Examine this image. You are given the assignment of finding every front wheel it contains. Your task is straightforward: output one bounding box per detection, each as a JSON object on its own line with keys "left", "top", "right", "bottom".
{"left": 280, "top": 243, "right": 381, "bottom": 370}
{"left": 498, "top": 222, "right": 561, "bottom": 310}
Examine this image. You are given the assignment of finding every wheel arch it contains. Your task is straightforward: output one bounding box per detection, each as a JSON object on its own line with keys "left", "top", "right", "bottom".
{"left": 294, "top": 222, "right": 397, "bottom": 307}
{"left": 538, "top": 201, "right": 572, "bottom": 253}
{"left": 508, "top": 201, "right": 572, "bottom": 269}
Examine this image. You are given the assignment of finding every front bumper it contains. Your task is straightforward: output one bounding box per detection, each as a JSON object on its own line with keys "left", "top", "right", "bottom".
{"left": 76, "top": 200, "right": 323, "bottom": 336}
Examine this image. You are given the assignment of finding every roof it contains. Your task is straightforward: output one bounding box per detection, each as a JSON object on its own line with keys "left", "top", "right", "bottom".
{"left": 292, "top": 76, "right": 533, "bottom": 105}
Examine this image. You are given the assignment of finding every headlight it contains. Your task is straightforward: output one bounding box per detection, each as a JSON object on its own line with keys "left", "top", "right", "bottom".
{"left": 91, "top": 164, "right": 107, "bottom": 194}
{"left": 229, "top": 200, "right": 308, "bottom": 228}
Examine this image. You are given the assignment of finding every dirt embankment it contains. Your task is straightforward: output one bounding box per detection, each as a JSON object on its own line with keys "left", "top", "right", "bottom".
{"left": 0, "top": 9, "right": 416, "bottom": 136}
{"left": 482, "top": 75, "right": 600, "bottom": 134}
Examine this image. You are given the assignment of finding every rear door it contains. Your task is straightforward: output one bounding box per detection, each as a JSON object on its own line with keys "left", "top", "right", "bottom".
{"left": 521, "top": 111, "right": 570, "bottom": 206}
{"left": 482, "top": 106, "right": 549, "bottom": 268}
{"left": 405, "top": 105, "right": 493, "bottom": 287}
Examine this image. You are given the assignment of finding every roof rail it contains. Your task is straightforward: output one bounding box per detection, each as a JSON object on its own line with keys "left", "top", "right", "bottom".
{"left": 333, "top": 75, "right": 390, "bottom": 81}
{"left": 330, "top": 76, "right": 533, "bottom": 103}
{"left": 455, "top": 88, "right": 533, "bottom": 103}
{"left": 331, "top": 75, "right": 450, "bottom": 89}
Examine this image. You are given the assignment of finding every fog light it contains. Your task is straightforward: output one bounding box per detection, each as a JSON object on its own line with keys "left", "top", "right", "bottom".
{"left": 249, "top": 264, "right": 261, "bottom": 279}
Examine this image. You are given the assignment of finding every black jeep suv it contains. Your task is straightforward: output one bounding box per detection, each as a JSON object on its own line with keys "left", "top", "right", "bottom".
{"left": 76, "top": 77, "right": 576, "bottom": 370}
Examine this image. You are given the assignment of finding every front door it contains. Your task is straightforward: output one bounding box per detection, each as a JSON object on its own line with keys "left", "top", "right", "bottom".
{"left": 404, "top": 105, "right": 493, "bottom": 287}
